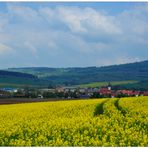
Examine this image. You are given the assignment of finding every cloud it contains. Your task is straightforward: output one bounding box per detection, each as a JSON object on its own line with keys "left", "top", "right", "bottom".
{"left": 0, "top": 3, "right": 148, "bottom": 68}
{"left": 7, "top": 4, "right": 40, "bottom": 22}
{"left": 39, "top": 6, "right": 121, "bottom": 34}
{"left": 0, "top": 13, "right": 9, "bottom": 32}
{"left": 0, "top": 43, "right": 13, "bottom": 55}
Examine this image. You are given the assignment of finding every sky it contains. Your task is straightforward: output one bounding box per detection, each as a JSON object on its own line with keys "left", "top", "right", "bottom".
{"left": 0, "top": 2, "right": 148, "bottom": 68}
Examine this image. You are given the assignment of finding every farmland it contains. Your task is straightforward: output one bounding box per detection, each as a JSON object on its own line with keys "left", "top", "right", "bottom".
{"left": 78, "top": 80, "right": 138, "bottom": 88}
{"left": 0, "top": 97, "right": 147, "bottom": 146}
{"left": 5, "top": 60, "right": 148, "bottom": 87}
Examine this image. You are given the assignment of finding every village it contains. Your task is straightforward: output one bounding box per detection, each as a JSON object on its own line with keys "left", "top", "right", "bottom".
{"left": 0, "top": 83, "right": 148, "bottom": 99}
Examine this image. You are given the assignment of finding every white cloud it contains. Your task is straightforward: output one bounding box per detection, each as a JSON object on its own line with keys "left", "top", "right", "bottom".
{"left": 116, "top": 57, "right": 141, "bottom": 65}
{"left": 7, "top": 4, "right": 40, "bottom": 22}
{"left": 0, "top": 3, "right": 148, "bottom": 68}
{"left": 0, "top": 43, "right": 13, "bottom": 55}
{"left": 39, "top": 6, "right": 121, "bottom": 35}
{"left": 0, "top": 13, "right": 9, "bottom": 32}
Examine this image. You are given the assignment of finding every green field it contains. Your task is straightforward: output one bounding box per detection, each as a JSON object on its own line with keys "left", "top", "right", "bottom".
{"left": 0, "top": 97, "right": 147, "bottom": 146}
{"left": 79, "top": 80, "right": 138, "bottom": 88}
{"left": 0, "top": 77, "right": 49, "bottom": 88}
{"left": 0, "top": 83, "right": 37, "bottom": 88}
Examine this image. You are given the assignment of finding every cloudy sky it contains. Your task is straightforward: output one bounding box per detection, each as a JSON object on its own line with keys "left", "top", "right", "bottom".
{"left": 0, "top": 2, "right": 148, "bottom": 68}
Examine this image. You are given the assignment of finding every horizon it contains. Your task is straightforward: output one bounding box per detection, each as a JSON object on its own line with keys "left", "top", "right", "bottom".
{"left": 1, "top": 59, "right": 147, "bottom": 70}
{"left": 0, "top": 2, "right": 148, "bottom": 68}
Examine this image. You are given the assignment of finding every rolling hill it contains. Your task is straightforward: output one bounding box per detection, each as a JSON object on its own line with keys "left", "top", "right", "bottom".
{"left": 0, "top": 70, "right": 50, "bottom": 88}
{"left": 1, "top": 60, "right": 148, "bottom": 88}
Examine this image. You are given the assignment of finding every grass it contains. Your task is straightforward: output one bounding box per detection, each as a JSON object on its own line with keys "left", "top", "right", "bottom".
{"left": 0, "top": 83, "right": 37, "bottom": 88}
{"left": 79, "top": 80, "right": 138, "bottom": 88}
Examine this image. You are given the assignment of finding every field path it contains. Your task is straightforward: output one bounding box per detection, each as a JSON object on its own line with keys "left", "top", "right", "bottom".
{"left": 0, "top": 98, "right": 87, "bottom": 105}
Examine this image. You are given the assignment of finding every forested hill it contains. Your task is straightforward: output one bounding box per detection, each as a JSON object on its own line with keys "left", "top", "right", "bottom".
{"left": 6, "top": 60, "right": 148, "bottom": 86}
{"left": 0, "top": 70, "right": 37, "bottom": 79}
{"left": 0, "top": 70, "right": 50, "bottom": 88}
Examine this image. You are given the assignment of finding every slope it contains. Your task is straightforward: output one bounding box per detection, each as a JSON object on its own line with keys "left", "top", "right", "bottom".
{"left": 0, "top": 70, "right": 49, "bottom": 88}
{"left": 4, "top": 60, "right": 148, "bottom": 86}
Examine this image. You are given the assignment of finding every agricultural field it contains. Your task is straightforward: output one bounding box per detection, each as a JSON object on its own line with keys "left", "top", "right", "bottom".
{"left": 79, "top": 80, "right": 138, "bottom": 88}
{"left": 0, "top": 97, "right": 147, "bottom": 146}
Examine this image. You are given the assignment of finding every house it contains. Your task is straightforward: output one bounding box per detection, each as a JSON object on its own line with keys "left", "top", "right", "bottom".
{"left": 0, "top": 88, "right": 18, "bottom": 93}
{"left": 117, "top": 90, "right": 133, "bottom": 96}
{"left": 55, "top": 87, "right": 65, "bottom": 93}
{"left": 99, "top": 88, "right": 112, "bottom": 95}
{"left": 79, "top": 94, "right": 90, "bottom": 98}
{"left": 132, "top": 91, "right": 140, "bottom": 97}
{"left": 79, "top": 88, "right": 86, "bottom": 93}
{"left": 87, "top": 88, "right": 98, "bottom": 93}
{"left": 111, "top": 92, "right": 116, "bottom": 98}
{"left": 116, "top": 90, "right": 140, "bottom": 97}
{"left": 38, "top": 94, "right": 44, "bottom": 99}
{"left": 39, "top": 88, "right": 55, "bottom": 93}
{"left": 14, "top": 94, "right": 26, "bottom": 98}
{"left": 63, "top": 86, "right": 77, "bottom": 92}
{"left": 0, "top": 90, "right": 11, "bottom": 98}
{"left": 143, "top": 91, "right": 148, "bottom": 96}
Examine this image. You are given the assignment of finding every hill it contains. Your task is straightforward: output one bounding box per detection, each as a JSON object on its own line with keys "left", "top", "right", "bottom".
{"left": 6, "top": 60, "right": 148, "bottom": 86}
{"left": 0, "top": 70, "right": 36, "bottom": 79}
{"left": 0, "top": 70, "right": 49, "bottom": 88}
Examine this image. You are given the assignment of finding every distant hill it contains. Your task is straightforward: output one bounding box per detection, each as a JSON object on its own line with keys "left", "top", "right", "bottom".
{"left": 5, "top": 60, "right": 148, "bottom": 87}
{"left": 0, "top": 70, "right": 37, "bottom": 79}
{"left": 0, "top": 70, "right": 49, "bottom": 88}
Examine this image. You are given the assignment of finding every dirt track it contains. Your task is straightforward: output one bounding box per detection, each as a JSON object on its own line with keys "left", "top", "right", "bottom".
{"left": 0, "top": 98, "right": 86, "bottom": 105}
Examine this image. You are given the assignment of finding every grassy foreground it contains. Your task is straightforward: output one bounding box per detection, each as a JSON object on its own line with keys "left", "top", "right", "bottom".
{"left": 0, "top": 97, "right": 147, "bottom": 146}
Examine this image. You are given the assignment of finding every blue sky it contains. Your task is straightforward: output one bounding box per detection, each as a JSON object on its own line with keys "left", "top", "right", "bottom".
{"left": 0, "top": 2, "right": 148, "bottom": 68}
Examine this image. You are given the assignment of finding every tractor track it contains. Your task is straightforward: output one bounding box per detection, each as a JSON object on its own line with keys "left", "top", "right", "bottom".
{"left": 94, "top": 99, "right": 109, "bottom": 116}
{"left": 114, "top": 98, "right": 126, "bottom": 116}
{"left": 94, "top": 98, "right": 126, "bottom": 117}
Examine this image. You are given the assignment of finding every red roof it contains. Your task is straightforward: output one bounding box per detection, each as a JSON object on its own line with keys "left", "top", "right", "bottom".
{"left": 116, "top": 90, "right": 141, "bottom": 96}
{"left": 143, "top": 91, "right": 148, "bottom": 96}
{"left": 99, "top": 88, "right": 112, "bottom": 94}
{"left": 117, "top": 90, "right": 133, "bottom": 95}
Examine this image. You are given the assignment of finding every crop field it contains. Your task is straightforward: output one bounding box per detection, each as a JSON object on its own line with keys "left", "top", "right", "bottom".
{"left": 79, "top": 80, "right": 138, "bottom": 88}
{"left": 0, "top": 97, "right": 147, "bottom": 146}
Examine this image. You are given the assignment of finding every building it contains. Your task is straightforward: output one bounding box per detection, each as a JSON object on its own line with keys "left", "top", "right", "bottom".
{"left": 143, "top": 91, "right": 148, "bottom": 96}
{"left": 55, "top": 87, "right": 65, "bottom": 93}
{"left": 99, "top": 88, "right": 112, "bottom": 95}
{"left": 0, "top": 88, "right": 18, "bottom": 93}
{"left": 0, "top": 90, "right": 11, "bottom": 98}
{"left": 38, "top": 94, "right": 44, "bottom": 99}
{"left": 39, "top": 88, "right": 55, "bottom": 93}
{"left": 116, "top": 90, "right": 140, "bottom": 97}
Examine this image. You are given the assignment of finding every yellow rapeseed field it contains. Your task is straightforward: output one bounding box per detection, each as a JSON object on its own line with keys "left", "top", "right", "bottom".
{"left": 0, "top": 97, "right": 147, "bottom": 146}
